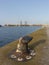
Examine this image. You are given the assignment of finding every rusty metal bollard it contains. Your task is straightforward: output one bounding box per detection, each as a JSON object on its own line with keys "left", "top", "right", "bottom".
{"left": 10, "top": 36, "right": 36, "bottom": 61}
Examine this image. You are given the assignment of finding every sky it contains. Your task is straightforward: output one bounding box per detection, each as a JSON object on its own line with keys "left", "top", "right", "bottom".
{"left": 0, "top": 0, "right": 49, "bottom": 25}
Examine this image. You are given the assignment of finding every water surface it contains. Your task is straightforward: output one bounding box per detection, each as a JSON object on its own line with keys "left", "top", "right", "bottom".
{"left": 0, "top": 26, "right": 41, "bottom": 47}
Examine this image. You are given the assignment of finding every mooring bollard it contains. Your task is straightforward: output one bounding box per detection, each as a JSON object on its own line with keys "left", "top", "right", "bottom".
{"left": 16, "top": 37, "right": 30, "bottom": 53}
{"left": 10, "top": 36, "right": 36, "bottom": 61}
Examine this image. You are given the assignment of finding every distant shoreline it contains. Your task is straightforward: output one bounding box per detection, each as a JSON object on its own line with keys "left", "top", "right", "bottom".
{"left": 4, "top": 25, "right": 43, "bottom": 27}
{"left": 0, "top": 24, "right": 49, "bottom": 27}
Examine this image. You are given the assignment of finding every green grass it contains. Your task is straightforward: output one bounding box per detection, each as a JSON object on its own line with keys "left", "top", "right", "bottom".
{"left": 0, "top": 28, "right": 47, "bottom": 65}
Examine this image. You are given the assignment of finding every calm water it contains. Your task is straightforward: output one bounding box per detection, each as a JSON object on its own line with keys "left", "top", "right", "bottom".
{"left": 0, "top": 26, "right": 41, "bottom": 47}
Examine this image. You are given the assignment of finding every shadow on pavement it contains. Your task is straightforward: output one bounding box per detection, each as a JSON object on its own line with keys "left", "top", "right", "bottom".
{"left": 29, "top": 39, "right": 46, "bottom": 49}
